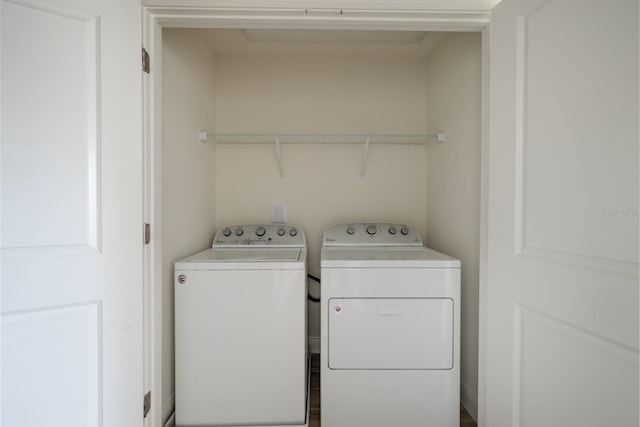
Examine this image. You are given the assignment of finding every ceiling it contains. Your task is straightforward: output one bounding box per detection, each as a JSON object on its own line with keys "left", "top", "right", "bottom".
{"left": 198, "top": 28, "right": 446, "bottom": 59}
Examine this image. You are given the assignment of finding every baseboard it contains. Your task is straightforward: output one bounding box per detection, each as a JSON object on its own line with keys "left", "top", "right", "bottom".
{"left": 162, "top": 390, "right": 175, "bottom": 426}
{"left": 164, "top": 412, "right": 175, "bottom": 427}
{"left": 461, "top": 381, "right": 478, "bottom": 422}
{"left": 307, "top": 336, "right": 320, "bottom": 354}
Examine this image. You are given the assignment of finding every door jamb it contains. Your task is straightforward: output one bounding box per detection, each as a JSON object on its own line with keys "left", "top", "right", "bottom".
{"left": 141, "top": 6, "right": 491, "bottom": 426}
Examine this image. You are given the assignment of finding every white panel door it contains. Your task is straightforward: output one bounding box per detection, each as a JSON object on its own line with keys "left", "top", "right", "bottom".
{"left": 1, "top": 0, "right": 143, "bottom": 426}
{"left": 487, "top": 0, "right": 639, "bottom": 426}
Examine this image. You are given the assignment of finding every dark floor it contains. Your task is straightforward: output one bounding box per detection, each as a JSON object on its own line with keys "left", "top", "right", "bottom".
{"left": 309, "top": 354, "right": 477, "bottom": 427}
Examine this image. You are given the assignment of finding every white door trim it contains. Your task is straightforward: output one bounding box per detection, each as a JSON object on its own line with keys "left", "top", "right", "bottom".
{"left": 141, "top": 6, "right": 491, "bottom": 426}
{"left": 477, "top": 24, "right": 491, "bottom": 427}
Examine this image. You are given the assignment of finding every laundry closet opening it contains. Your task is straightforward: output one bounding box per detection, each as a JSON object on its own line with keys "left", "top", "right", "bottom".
{"left": 160, "top": 27, "right": 481, "bottom": 420}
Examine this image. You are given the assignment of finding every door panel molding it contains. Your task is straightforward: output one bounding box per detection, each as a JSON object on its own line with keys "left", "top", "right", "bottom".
{"left": 513, "top": 304, "right": 639, "bottom": 427}
{"left": 513, "top": 0, "right": 639, "bottom": 277}
{"left": 2, "top": 302, "right": 102, "bottom": 427}
{"left": 517, "top": 246, "right": 639, "bottom": 278}
{"left": 1, "top": 0, "right": 102, "bottom": 255}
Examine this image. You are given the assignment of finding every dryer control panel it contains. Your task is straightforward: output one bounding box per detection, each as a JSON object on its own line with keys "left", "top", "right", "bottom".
{"left": 323, "top": 223, "right": 423, "bottom": 246}
{"left": 213, "top": 223, "right": 305, "bottom": 247}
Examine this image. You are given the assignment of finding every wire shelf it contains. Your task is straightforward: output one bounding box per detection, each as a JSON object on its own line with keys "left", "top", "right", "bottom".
{"left": 198, "top": 131, "right": 446, "bottom": 178}
{"left": 204, "top": 132, "right": 443, "bottom": 145}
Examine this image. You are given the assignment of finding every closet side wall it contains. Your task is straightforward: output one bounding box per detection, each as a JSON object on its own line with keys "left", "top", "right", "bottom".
{"left": 425, "top": 32, "right": 482, "bottom": 420}
{"left": 161, "top": 29, "right": 217, "bottom": 420}
{"left": 213, "top": 51, "right": 430, "bottom": 345}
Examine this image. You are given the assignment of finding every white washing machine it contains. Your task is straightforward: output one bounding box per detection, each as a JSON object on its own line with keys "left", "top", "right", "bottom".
{"left": 320, "top": 223, "right": 461, "bottom": 427}
{"left": 174, "top": 224, "right": 308, "bottom": 427}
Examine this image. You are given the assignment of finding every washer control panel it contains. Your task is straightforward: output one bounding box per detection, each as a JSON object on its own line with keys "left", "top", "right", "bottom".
{"left": 213, "top": 224, "right": 305, "bottom": 247}
{"left": 323, "top": 223, "right": 423, "bottom": 246}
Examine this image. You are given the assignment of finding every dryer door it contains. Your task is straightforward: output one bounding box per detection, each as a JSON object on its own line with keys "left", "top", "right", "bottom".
{"left": 328, "top": 298, "right": 453, "bottom": 370}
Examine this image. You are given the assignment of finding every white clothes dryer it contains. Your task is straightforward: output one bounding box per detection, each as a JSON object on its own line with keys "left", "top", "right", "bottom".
{"left": 174, "top": 224, "right": 308, "bottom": 427}
{"left": 320, "top": 223, "right": 460, "bottom": 427}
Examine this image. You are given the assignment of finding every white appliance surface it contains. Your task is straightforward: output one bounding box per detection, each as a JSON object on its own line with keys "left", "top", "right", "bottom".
{"left": 175, "top": 224, "right": 307, "bottom": 427}
{"left": 322, "top": 246, "right": 459, "bottom": 267}
{"left": 321, "top": 223, "right": 461, "bottom": 427}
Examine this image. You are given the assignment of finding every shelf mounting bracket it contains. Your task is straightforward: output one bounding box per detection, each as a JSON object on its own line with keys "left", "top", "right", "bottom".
{"left": 360, "top": 135, "right": 370, "bottom": 179}
{"left": 275, "top": 135, "right": 284, "bottom": 178}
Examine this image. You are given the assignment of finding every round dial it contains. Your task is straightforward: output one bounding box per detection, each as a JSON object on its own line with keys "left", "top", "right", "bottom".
{"left": 235, "top": 228, "right": 244, "bottom": 236}
{"left": 388, "top": 226, "right": 397, "bottom": 235}
{"left": 366, "top": 225, "right": 377, "bottom": 235}
{"left": 277, "top": 227, "right": 286, "bottom": 236}
{"left": 289, "top": 228, "right": 298, "bottom": 237}
{"left": 222, "top": 228, "right": 232, "bottom": 237}
{"left": 255, "top": 226, "right": 266, "bottom": 237}
{"left": 346, "top": 226, "right": 355, "bottom": 235}
{"left": 400, "top": 227, "right": 409, "bottom": 235}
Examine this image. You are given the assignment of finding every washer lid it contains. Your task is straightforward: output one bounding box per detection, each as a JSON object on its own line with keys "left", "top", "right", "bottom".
{"left": 321, "top": 246, "right": 459, "bottom": 268}
{"left": 175, "top": 247, "right": 306, "bottom": 270}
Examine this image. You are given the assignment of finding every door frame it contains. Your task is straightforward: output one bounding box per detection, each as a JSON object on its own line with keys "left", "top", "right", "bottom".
{"left": 141, "top": 5, "right": 491, "bottom": 426}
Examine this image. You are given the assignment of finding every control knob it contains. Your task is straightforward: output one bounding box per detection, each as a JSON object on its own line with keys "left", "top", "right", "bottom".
{"left": 277, "top": 227, "right": 286, "bottom": 236}
{"left": 289, "top": 228, "right": 298, "bottom": 237}
{"left": 388, "top": 226, "right": 397, "bottom": 235}
{"left": 400, "top": 226, "right": 409, "bottom": 235}
{"left": 255, "top": 226, "right": 266, "bottom": 237}
{"left": 222, "top": 228, "right": 232, "bottom": 237}
{"left": 366, "top": 225, "right": 377, "bottom": 235}
{"left": 346, "top": 226, "right": 355, "bottom": 235}
{"left": 235, "top": 228, "right": 244, "bottom": 236}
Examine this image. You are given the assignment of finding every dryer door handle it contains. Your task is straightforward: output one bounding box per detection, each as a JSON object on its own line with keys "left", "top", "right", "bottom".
{"left": 378, "top": 305, "right": 405, "bottom": 316}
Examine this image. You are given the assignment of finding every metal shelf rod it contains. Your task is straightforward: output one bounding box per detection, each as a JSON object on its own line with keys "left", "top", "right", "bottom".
{"left": 200, "top": 132, "right": 445, "bottom": 145}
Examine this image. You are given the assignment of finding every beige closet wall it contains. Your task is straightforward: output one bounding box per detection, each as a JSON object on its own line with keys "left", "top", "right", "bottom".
{"left": 425, "top": 32, "right": 482, "bottom": 419}
{"left": 213, "top": 44, "right": 431, "bottom": 343}
{"left": 161, "top": 29, "right": 217, "bottom": 418}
